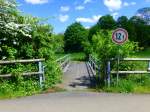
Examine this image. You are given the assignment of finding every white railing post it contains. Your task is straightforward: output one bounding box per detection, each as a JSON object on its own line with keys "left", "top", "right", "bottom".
{"left": 38, "top": 61, "right": 44, "bottom": 88}
{"left": 148, "top": 61, "right": 150, "bottom": 71}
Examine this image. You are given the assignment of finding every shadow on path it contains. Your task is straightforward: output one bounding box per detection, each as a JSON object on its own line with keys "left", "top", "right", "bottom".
{"left": 62, "top": 61, "right": 96, "bottom": 91}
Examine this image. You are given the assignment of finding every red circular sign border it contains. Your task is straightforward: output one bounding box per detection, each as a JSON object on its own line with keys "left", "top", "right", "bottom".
{"left": 112, "top": 28, "right": 128, "bottom": 45}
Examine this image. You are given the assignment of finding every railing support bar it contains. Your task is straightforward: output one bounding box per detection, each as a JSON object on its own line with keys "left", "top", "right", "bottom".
{"left": 107, "top": 61, "right": 111, "bottom": 87}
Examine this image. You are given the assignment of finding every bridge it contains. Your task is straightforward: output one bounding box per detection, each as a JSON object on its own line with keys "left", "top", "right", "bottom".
{"left": 55, "top": 54, "right": 98, "bottom": 91}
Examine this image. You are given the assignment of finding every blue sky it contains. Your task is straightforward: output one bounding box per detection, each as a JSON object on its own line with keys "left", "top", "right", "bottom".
{"left": 17, "top": 0, "right": 150, "bottom": 33}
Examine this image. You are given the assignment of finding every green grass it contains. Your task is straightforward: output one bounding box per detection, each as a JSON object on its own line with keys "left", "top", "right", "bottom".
{"left": 102, "top": 75, "right": 150, "bottom": 94}
{"left": 69, "top": 52, "right": 86, "bottom": 61}
{"left": 131, "top": 48, "right": 150, "bottom": 58}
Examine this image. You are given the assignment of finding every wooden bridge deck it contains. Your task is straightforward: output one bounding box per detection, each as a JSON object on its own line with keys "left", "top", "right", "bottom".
{"left": 61, "top": 61, "right": 94, "bottom": 91}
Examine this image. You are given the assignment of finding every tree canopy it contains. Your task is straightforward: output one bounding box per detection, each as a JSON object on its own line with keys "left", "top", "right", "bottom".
{"left": 64, "top": 22, "right": 88, "bottom": 52}
{"left": 97, "top": 15, "right": 116, "bottom": 30}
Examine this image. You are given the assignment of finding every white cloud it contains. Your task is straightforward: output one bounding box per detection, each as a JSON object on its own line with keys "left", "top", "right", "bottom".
{"left": 85, "top": 26, "right": 90, "bottom": 29}
{"left": 123, "top": 2, "right": 136, "bottom": 7}
{"left": 103, "top": 0, "right": 122, "bottom": 12}
{"left": 76, "top": 15, "right": 102, "bottom": 23}
{"left": 25, "top": 0, "right": 48, "bottom": 4}
{"left": 111, "top": 12, "right": 119, "bottom": 18}
{"left": 123, "top": 2, "right": 129, "bottom": 6}
{"left": 84, "top": 0, "right": 92, "bottom": 4}
{"left": 75, "top": 5, "right": 85, "bottom": 10}
{"left": 60, "top": 6, "right": 70, "bottom": 12}
{"left": 103, "top": 0, "right": 137, "bottom": 12}
{"left": 59, "top": 14, "right": 69, "bottom": 22}
{"left": 131, "top": 2, "right": 136, "bottom": 5}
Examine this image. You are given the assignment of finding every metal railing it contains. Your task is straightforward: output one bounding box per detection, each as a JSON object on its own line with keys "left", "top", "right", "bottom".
{"left": 0, "top": 59, "right": 45, "bottom": 88}
{"left": 107, "top": 58, "right": 150, "bottom": 87}
{"left": 56, "top": 55, "right": 70, "bottom": 72}
{"left": 88, "top": 55, "right": 101, "bottom": 81}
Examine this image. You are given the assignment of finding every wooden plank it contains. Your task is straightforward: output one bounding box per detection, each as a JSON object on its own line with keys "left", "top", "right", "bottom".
{"left": 111, "top": 71, "right": 150, "bottom": 74}
{"left": 0, "top": 59, "right": 45, "bottom": 64}
{"left": 0, "top": 74, "right": 11, "bottom": 78}
{"left": 123, "top": 58, "right": 150, "bottom": 61}
{"left": 0, "top": 72, "right": 43, "bottom": 78}
{"left": 111, "top": 58, "right": 150, "bottom": 61}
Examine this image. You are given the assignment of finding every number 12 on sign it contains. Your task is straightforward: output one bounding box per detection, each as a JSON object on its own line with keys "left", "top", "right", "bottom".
{"left": 112, "top": 28, "right": 128, "bottom": 45}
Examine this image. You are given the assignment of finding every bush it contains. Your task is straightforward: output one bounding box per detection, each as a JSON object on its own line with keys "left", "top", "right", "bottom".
{"left": 86, "top": 30, "right": 138, "bottom": 86}
{"left": 0, "top": 0, "right": 62, "bottom": 98}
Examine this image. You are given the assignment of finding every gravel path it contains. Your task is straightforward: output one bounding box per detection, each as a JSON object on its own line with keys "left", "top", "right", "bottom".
{"left": 0, "top": 92, "right": 150, "bottom": 112}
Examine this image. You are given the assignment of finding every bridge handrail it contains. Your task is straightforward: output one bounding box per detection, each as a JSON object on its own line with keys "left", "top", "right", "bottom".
{"left": 106, "top": 57, "right": 150, "bottom": 87}
{"left": 88, "top": 55, "right": 100, "bottom": 76}
{"left": 0, "top": 59, "right": 45, "bottom": 64}
{"left": 108, "top": 58, "right": 150, "bottom": 74}
{"left": 56, "top": 55, "right": 70, "bottom": 72}
{"left": 111, "top": 58, "right": 150, "bottom": 61}
{"left": 56, "top": 55, "right": 69, "bottom": 62}
{"left": 0, "top": 58, "right": 45, "bottom": 88}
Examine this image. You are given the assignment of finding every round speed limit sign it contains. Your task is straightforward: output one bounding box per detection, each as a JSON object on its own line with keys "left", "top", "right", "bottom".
{"left": 112, "top": 28, "right": 128, "bottom": 45}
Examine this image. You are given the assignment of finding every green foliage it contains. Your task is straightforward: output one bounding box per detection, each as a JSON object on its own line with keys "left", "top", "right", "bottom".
{"left": 56, "top": 52, "right": 86, "bottom": 61}
{"left": 86, "top": 30, "right": 138, "bottom": 86}
{"left": 97, "top": 15, "right": 116, "bottom": 30}
{"left": 88, "top": 15, "right": 150, "bottom": 49}
{"left": 69, "top": 52, "right": 86, "bottom": 61}
{"left": 88, "top": 24, "right": 100, "bottom": 41}
{"left": 64, "top": 22, "right": 88, "bottom": 52}
{"left": 131, "top": 48, "right": 150, "bottom": 58}
{"left": 88, "top": 15, "right": 116, "bottom": 42}
{"left": 0, "top": 0, "right": 62, "bottom": 98}
{"left": 44, "top": 60, "right": 62, "bottom": 88}
{"left": 52, "top": 34, "right": 64, "bottom": 53}
{"left": 89, "top": 30, "right": 138, "bottom": 59}
{"left": 0, "top": 64, "right": 40, "bottom": 99}
{"left": 0, "top": 80, "right": 40, "bottom": 99}
{"left": 117, "top": 16, "right": 150, "bottom": 48}
{"left": 104, "top": 79, "right": 135, "bottom": 93}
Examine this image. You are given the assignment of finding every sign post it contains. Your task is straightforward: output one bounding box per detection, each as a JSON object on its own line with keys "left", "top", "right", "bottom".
{"left": 112, "top": 28, "right": 128, "bottom": 85}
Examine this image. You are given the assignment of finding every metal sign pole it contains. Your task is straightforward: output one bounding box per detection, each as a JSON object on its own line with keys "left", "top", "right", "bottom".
{"left": 112, "top": 28, "right": 128, "bottom": 86}
{"left": 117, "top": 46, "right": 120, "bottom": 86}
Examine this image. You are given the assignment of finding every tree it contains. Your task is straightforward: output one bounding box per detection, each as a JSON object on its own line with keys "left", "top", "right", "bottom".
{"left": 88, "top": 24, "right": 100, "bottom": 41}
{"left": 128, "top": 16, "right": 150, "bottom": 47}
{"left": 64, "top": 22, "right": 88, "bottom": 52}
{"left": 129, "top": 16, "right": 146, "bottom": 25}
{"left": 117, "top": 16, "right": 128, "bottom": 28}
{"left": 52, "top": 33, "right": 64, "bottom": 53}
{"left": 97, "top": 15, "right": 116, "bottom": 30}
{"left": 0, "top": 0, "right": 32, "bottom": 59}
